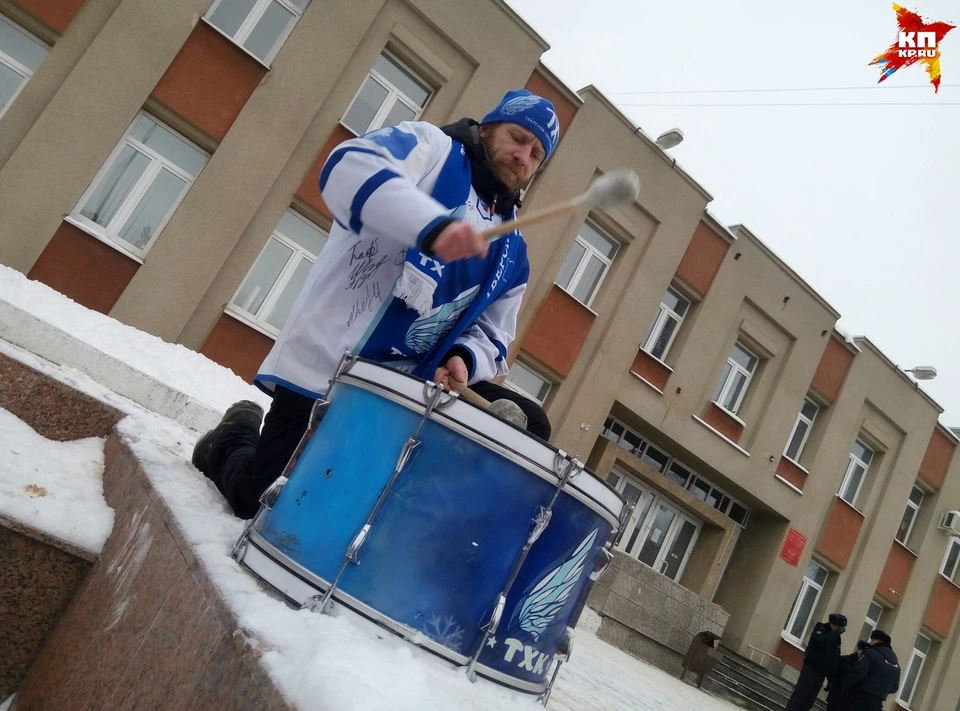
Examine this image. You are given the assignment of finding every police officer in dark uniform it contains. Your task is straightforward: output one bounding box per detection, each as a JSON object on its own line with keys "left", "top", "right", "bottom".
{"left": 825, "top": 639, "right": 868, "bottom": 711}
{"left": 785, "top": 613, "right": 847, "bottom": 711}
{"left": 842, "top": 630, "right": 901, "bottom": 711}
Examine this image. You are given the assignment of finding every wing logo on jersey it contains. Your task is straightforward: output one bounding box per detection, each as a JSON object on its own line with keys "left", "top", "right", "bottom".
{"left": 404, "top": 286, "right": 479, "bottom": 354}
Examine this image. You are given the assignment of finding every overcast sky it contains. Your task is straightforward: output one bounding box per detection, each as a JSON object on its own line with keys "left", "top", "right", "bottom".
{"left": 506, "top": 0, "right": 959, "bottom": 425}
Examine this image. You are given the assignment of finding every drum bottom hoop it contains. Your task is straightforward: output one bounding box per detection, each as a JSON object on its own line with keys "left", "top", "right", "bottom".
{"left": 239, "top": 531, "right": 549, "bottom": 695}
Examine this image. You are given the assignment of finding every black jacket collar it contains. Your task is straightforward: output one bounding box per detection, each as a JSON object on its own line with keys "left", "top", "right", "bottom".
{"left": 440, "top": 118, "right": 521, "bottom": 217}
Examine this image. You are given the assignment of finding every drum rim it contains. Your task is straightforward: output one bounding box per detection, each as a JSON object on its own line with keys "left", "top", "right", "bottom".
{"left": 335, "top": 358, "right": 626, "bottom": 519}
{"left": 242, "top": 529, "right": 551, "bottom": 694}
{"left": 334, "top": 372, "right": 623, "bottom": 529}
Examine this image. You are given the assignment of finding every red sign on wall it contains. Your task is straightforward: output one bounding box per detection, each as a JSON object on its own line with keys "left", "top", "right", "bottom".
{"left": 780, "top": 528, "right": 807, "bottom": 567}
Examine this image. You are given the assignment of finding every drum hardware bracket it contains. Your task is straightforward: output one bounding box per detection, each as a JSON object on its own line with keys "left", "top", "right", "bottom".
{"left": 333, "top": 351, "right": 359, "bottom": 381}
{"left": 301, "top": 594, "right": 339, "bottom": 616}
{"left": 590, "top": 544, "right": 615, "bottom": 582}
{"left": 230, "top": 531, "right": 249, "bottom": 562}
{"left": 612, "top": 501, "right": 635, "bottom": 548}
{"left": 538, "top": 627, "right": 574, "bottom": 707}
{"left": 259, "top": 475, "right": 288, "bottom": 510}
{"left": 465, "top": 457, "right": 582, "bottom": 682}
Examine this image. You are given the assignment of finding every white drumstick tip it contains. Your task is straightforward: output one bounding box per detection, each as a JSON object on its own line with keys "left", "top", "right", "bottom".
{"left": 581, "top": 169, "right": 641, "bottom": 208}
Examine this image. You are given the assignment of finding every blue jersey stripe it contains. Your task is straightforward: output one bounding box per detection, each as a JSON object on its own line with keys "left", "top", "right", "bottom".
{"left": 349, "top": 169, "right": 402, "bottom": 234}
{"left": 319, "top": 146, "right": 382, "bottom": 192}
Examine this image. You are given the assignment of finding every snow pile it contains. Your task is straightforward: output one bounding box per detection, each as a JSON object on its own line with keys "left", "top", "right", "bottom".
{"left": 116, "top": 412, "right": 739, "bottom": 711}
{"left": 0, "top": 265, "right": 269, "bottom": 413}
{"left": 0, "top": 408, "right": 113, "bottom": 555}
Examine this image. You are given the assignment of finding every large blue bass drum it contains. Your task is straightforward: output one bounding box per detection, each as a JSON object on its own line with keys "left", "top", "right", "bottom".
{"left": 234, "top": 357, "right": 625, "bottom": 694}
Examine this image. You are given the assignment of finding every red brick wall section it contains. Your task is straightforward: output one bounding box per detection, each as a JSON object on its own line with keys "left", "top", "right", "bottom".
{"left": 12, "top": 0, "right": 86, "bottom": 34}
{"left": 775, "top": 639, "right": 806, "bottom": 671}
{"left": 922, "top": 576, "right": 960, "bottom": 639}
{"left": 776, "top": 456, "right": 808, "bottom": 490}
{"left": 701, "top": 402, "right": 744, "bottom": 444}
{"left": 630, "top": 349, "right": 671, "bottom": 391}
{"left": 521, "top": 285, "right": 596, "bottom": 378}
{"left": 810, "top": 336, "right": 854, "bottom": 404}
{"left": 199, "top": 313, "right": 274, "bottom": 383}
{"left": 815, "top": 498, "right": 865, "bottom": 570}
{"left": 27, "top": 221, "right": 138, "bottom": 315}
{"left": 918, "top": 427, "right": 956, "bottom": 491}
{"left": 150, "top": 23, "right": 266, "bottom": 143}
{"left": 296, "top": 124, "right": 355, "bottom": 219}
{"left": 674, "top": 221, "right": 730, "bottom": 296}
{"left": 523, "top": 69, "right": 578, "bottom": 141}
{"left": 875, "top": 542, "right": 917, "bottom": 606}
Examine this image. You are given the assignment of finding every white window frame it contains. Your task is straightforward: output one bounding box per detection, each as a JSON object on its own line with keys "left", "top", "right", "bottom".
{"left": 204, "top": 0, "right": 310, "bottom": 65}
{"left": 896, "top": 485, "right": 925, "bottom": 546}
{"left": 860, "top": 600, "right": 883, "bottom": 642}
{"left": 641, "top": 286, "right": 689, "bottom": 361}
{"left": 341, "top": 51, "right": 432, "bottom": 135}
{"left": 555, "top": 220, "right": 619, "bottom": 309}
{"left": 227, "top": 210, "right": 326, "bottom": 338}
{"left": 784, "top": 397, "right": 819, "bottom": 462}
{"left": 838, "top": 439, "right": 874, "bottom": 508}
{"left": 941, "top": 537, "right": 960, "bottom": 582}
{"left": 0, "top": 15, "right": 49, "bottom": 120}
{"left": 66, "top": 113, "right": 208, "bottom": 261}
{"left": 713, "top": 342, "right": 758, "bottom": 416}
{"left": 898, "top": 633, "right": 932, "bottom": 708}
{"left": 783, "top": 560, "right": 829, "bottom": 646}
{"left": 503, "top": 361, "right": 552, "bottom": 406}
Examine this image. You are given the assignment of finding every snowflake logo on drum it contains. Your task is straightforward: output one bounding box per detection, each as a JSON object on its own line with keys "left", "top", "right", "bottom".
{"left": 422, "top": 614, "right": 466, "bottom": 651}
{"left": 516, "top": 529, "right": 598, "bottom": 641}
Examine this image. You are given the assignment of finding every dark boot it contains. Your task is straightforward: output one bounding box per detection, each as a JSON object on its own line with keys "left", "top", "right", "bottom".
{"left": 192, "top": 400, "right": 265, "bottom": 477}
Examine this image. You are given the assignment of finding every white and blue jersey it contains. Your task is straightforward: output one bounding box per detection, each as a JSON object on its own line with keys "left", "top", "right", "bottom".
{"left": 255, "top": 121, "right": 530, "bottom": 399}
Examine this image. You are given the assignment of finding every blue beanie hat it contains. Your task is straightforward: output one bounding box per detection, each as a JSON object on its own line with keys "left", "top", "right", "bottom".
{"left": 480, "top": 89, "right": 560, "bottom": 163}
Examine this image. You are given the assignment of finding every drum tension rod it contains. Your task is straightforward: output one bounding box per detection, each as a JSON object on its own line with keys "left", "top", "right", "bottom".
{"left": 312, "top": 383, "right": 447, "bottom": 615}
{"left": 464, "top": 457, "right": 585, "bottom": 682}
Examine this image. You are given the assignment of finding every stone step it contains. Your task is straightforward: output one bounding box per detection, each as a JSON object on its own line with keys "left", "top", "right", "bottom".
{"left": 708, "top": 668, "right": 793, "bottom": 711}
{"left": 712, "top": 648, "right": 828, "bottom": 711}
{"left": 701, "top": 673, "right": 781, "bottom": 711}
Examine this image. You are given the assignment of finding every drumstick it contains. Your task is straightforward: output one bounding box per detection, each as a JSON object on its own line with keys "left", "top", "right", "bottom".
{"left": 447, "top": 379, "right": 490, "bottom": 408}
{"left": 480, "top": 169, "right": 640, "bottom": 242}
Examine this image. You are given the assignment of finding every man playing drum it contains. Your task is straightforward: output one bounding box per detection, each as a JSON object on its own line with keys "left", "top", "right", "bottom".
{"left": 194, "top": 89, "right": 560, "bottom": 519}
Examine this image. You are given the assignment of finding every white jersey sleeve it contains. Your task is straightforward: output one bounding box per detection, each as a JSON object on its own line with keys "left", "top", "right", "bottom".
{"left": 319, "top": 121, "right": 455, "bottom": 249}
{"left": 455, "top": 282, "right": 526, "bottom": 384}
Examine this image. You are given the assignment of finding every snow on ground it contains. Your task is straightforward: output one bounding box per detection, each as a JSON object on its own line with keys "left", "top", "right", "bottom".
{"left": 0, "top": 265, "right": 270, "bottom": 413}
{"left": 0, "top": 408, "right": 113, "bottom": 555}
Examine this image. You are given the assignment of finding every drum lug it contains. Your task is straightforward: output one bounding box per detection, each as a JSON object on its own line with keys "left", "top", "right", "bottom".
{"left": 301, "top": 594, "right": 338, "bottom": 615}
{"left": 528, "top": 507, "right": 553, "bottom": 545}
{"left": 589, "top": 544, "right": 615, "bottom": 582}
{"left": 347, "top": 524, "right": 371, "bottom": 561}
{"left": 259, "top": 475, "right": 288, "bottom": 510}
{"left": 555, "top": 626, "right": 574, "bottom": 663}
{"left": 396, "top": 437, "right": 421, "bottom": 473}
{"left": 482, "top": 594, "right": 507, "bottom": 635}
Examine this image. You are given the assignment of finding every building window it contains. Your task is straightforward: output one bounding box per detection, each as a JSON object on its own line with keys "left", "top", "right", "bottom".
{"left": 503, "top": 361, "right": 551, "bottom": 405}
{"left": 341, "top": 52, "right": 431, "bottom": 135}
{"left": 601, "top": 415, "right": 751, "bottom": 527}
{"left": 555, "top": 220, "right": 618, "bottom": 308}
{"left": 942, "top": 537, "right": 960, "bottom": 582}
{"left": 898, "top": 633, "right": 932, "bottom": 708}
{"left": 68, "top": 113, "right": 208, "bottom": 259}
{"left": 859, "top": 600, "right": 884, "bottom": 642}
{"left": 0, "top": 15, "right": 48, "bottom": 119}
{"left": 641, "top": 287, "right": 689, "bottom": 360}
{"left": 712, "top": 342, "right": 759, "bottom": 415}
{"left": 229, "top": 210, "right": 326, "bottom": 336}
{"left": 838, "top": 439, "right": 874, "bottom": 508}
{"left": 896, "top": 485, "right": 925, "bottom": 546}
{"left": 784, "top": 397, "right": 819, "bottom": 462}
{"left": 784, "top": 560, "right": 829, "bottom": 645}
{"left": 205, "top": 0, "right": 311, "bottom": 64}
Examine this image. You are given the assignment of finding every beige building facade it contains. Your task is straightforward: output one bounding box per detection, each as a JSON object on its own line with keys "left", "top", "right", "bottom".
{"left": 1, "top": 0, "right": 958, "bottom": 708}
